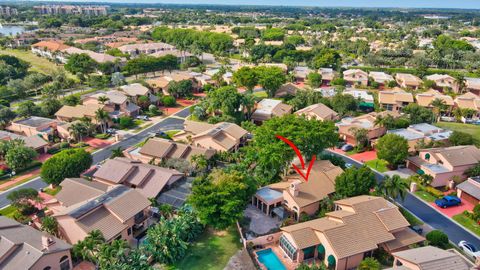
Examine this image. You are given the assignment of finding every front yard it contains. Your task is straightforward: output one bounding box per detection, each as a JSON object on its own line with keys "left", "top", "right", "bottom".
{"left": 414, "top": 190, "right": 438, "bottom": 203}
{"left": 167, "top": 227, "right": 242, "bottom": 270}
{"left": 453, "top": 212, "right": 480, "bottom": 237}
{"left": 365, "top": 159, "right": 389, "bottom": 172}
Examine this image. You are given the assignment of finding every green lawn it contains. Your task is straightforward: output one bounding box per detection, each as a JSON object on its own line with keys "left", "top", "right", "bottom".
{"left": 167, "top": 227, "right": 242, "bottom": 270}
{"left": 165, "top": 130, "right": 181, "bottom": 138}
{"left": 253, "top": 91, "right": 268, "bottom": 98}
{"left": 0, "top": 49, "right": 69, "bottom": 76}
{"left": 0, "top": 205, "right": 19, "bottom": 218}
{"left": 453, "top": 213, "right": 480, "bottom": 237}
{"left": 399, "top": 207, "right": 423, "bottom": 226}
{"left": 43, "top": 186, "right": 62, "bottom": 196}
{"left": 365, "top": 159, "right": 389, "bottom": 172}
{"left": 414, "top": 190, "right": 437, "bottom": 203}
{"left": 435, "top": 122, "right": 480, "bottom": 147}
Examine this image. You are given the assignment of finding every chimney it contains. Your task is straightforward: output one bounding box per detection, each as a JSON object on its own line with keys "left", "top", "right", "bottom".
{"left": 41, "top": 235, "right": 55, "bottom": 250}
{"left": 290, "top": 180, "right": 302, "bottom": 197}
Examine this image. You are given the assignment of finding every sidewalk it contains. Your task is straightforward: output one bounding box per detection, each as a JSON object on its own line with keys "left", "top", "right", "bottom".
{"left": 0, "top": 168, "right": 41, "bottom": 191}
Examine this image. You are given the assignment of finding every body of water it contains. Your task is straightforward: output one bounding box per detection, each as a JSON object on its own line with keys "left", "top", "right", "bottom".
{"left": 0, "top": 25, "right": 25, "bottom": 37}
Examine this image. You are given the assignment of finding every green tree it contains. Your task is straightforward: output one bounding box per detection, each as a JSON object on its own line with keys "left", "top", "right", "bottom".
{"left": 167, "top": 80, "right": 194, "bottom": 98}
{"left": 378, "top": 175, "right": 408, "bottom": 201}
{"left": 5, "top": 145, "right": 38, "bottom": 172}
{"left": 307, "top": 72, "right": 322, "bottom": 88}
{"left": 358, "top": 257, "right": 381, "bottom": 270}
{"left": 95, "top": 108, "right": 110, "bottom": 134}
{"left": 449, "top": 131, "right": 473, "bottom": 146}
{"left": 64, "top": 53, "right": 98, "bottom": 75}
{"left": 335, "top": 166, "right": 376, "bottom": 197}
{"left": 73, "top": 230, "right": 105, "bottom": 262}
{"left": 63, "top": 95, "right": 80, "bottom": 106}
{"left": 426, "top": 230, "right": 449, "bottom": 249}
{"left": 0, "top": 106, "right": 16, "bottom": 128}
{"left": 68, "top": 121, "right": 89, "bottom": 142}
{"left": 310, "top": 48, "right": 341, "bottom": 69}
{"left": 376, "top": 134, "right": 409, "bottom": 168}
{"left": 403, "top": 103, "right": 435, "bottom": 124}
{"left": 41, "top": 216, "right": 59, "bottom": 237}
{"left": 331, "top": 93, "right": 358, "bottom": 116}
{"left": 41, "top": 148, "right": 93, "bottom": 186}
{"left": 144, "top": 217, "right": 189, "bottom": 264}
{"left": 430, "top": 98, "right": 447, "bottom": 122}
{"left": 189, "top": 169, "right": 255, "bottom": 229}
{"left": 7, "top": 188, "right": 39, "bottom": 214}
{"left": 465, "top": 162, "right": 480, "bottom": 178}
{"left": 119, "top": 116, "right": 134, "bottom": 129}
{"left": 349, "top": 127, "right": 369, "bottom": 152}
{"left": 256, "top": 66, "right": 287, "bottom": 97}
{"left": 16, "top": 100, "right": 40, "bottom": 118}
{"left": 204, "top": 85, "right": 243, "bottom": 117}
{"left": 233, "top": 66, "right": 258, "bottom": 91}
{"left": 110, "top": 147, "right": 124, "bottom": 159}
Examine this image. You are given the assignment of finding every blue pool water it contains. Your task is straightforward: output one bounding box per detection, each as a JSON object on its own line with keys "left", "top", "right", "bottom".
{"left": 256, "top": 248, "right": 287, "bottom": 270}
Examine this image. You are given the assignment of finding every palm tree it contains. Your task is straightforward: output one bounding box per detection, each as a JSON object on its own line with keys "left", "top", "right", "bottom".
{"left": 95, "top": 108, "right": 110, "bottom": 134}
{"left": 241, "top": 93, "right": 256, "bottom": 120}
{"left": 97, "top": 95, "right": 110, "bottom": 105}
{"left": 73, "top": 230, "right": 105, "bottom": 262}
{"left": 68, "top": 122, "right": 88, "bottom": 142}
{"left": 110, "top": 147, "right": 124, "bottom": 159}
{"left": 378, "top": 175, "right": 408, "bottom": 201}
{"left": 349, "top": 127, "right": 369, "bottom": 152}
{"left": 430, "top": 98, "right": 447, "bottom": 122}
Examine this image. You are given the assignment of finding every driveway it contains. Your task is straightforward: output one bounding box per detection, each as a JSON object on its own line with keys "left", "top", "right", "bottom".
{"left": 431, "top": 200, "right": 475, "bottom": 218}
{"left": 325, "top": 149, "right": 480, "bottom": 248}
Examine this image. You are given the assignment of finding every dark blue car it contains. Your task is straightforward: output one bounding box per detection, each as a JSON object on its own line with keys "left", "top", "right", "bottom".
{"left": 435, "top": 196, "right": 461, "bottom": 208}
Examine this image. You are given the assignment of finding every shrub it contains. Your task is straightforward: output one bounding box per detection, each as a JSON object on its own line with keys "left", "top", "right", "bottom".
{"left": 94, "top": 133, "right": 110, "bottom": 139}
{"left": 161, "top": 95, "right": 176, "bottom": 107}
{"left": 425, "top": 186, "right": 444, "bottom": 198}
{"left": 59, "top": 142, "right": 70, "bottom": 149}
{"left": 41, "top": 148, "right": 92, "bottom": 186}
{"left": 119, "top": 116, "right": 134, "bottom": 129}
{"left": 473, "top": 204, "right": 480, "bottom": 221}
{"left": 426, "top": 230, "right": 449, "bottom": 249}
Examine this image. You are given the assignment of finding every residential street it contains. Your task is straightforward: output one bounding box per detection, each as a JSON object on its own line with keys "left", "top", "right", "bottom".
{"left": 326, "top": 150, "right": 480, "bottom": 248}
{"left": 0, "top": 107, "right": 190, "bottom": 209}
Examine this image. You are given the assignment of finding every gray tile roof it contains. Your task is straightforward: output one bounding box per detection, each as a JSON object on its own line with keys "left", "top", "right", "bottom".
{"left": 457, "top": 179, "right": 480, "bottom": 200}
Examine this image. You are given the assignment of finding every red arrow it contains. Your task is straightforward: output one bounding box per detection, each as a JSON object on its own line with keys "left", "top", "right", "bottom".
{"left": 276, "top": 135, "right": 316, "bottom": 182}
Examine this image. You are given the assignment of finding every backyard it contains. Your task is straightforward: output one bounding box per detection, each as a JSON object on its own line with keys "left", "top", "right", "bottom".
{"left": 0, "top": 48, "right": 73, "bottom": 77}
{"left": 435, "top": 122, "right": 480, "bottom": 147}
{"left": 167, "top": 227, "right": 242, "bottom": 270}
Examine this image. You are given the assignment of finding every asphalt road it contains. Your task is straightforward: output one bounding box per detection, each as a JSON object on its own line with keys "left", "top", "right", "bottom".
{"left": 326, "top": 150, "right": 480, "bottom": 248}
{"left": 0, "top": 108, "right": 189, "bottom": 209}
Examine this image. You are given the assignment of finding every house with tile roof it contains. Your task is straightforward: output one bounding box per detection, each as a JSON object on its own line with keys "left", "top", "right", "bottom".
{"left": 369, "top": 71, "right": 394, "bottom": 86}
{"left": 395, "top": 73, "right": 423, "bottom": 90}
{"left": 272, "top": 196, "right": 424, "bottom": 269}
{"left": 406, "top": 145, "right": 480, "bottom": 187}
{"left": 319, "top": 68, "right": 335, "bottom": 85}
{"left": 6, "top": 116, "right": 62, "bottom": 141}
{"left": 146, "top": 71, "right": 200, "bottom": 95}
{"left": 336, "top": 111, "right": 400, "bottom": 146}
{"left": 465, "top": 77, "right": 480, "bottom": 96}
{"left": 118, "top": 42, "right": 175, "bottom": 57}
{"left": 55, "top": 104, "right": 110, "bottom": 126}
{"left": 293, "top": 66, "right": 312, "bottom": 82}
{"left": 343, "top": 69, "right": 368, "bottom": 86}
{"left": 31, "top": 40, "right": 71, "bottom": 62}
{"left": 0, "top": 217, "right": 73, "bottom": 270}
{"left": 82, "top": 90, "right": 141, "bottom": 118}
{"left": 426, "top": 74, "right": 459, "bottom": 93}
{"left": 275, "top": 83, "right": 302, "bottom": 98}
{"left": 125, "top": 137, "right": 215, "bottom": 164}
{"left": 46, "top": 178, "right": 151, "bottom": 245}
{"left": 295, "top": 103, "right": 338, "bottom": 122}
{"left": 119, "top": 83, "right": 158, "bottom": 104}
{"left": 454, "top": 92, "right": 480, "bottom": 116}
{"left": 389, "top": 245, "right": 473, "bottom": 270}
{"left": 387, "top": 123, "right": 452, "bottom": 152}
{"left": 415, "top": 89, "right": 454, "bottom": 109}
{"left": 251, "top": 99, "right": 293, "bottom": 124}
{"left": 0, "top": 130, "right": 49, "bottom": 154}
{"left": 378, "top": 89, "right": 414, "bottom": 112}
{"left": 173, "top": 120, "right": 248, "bottom": 152}
{"left": 60, "top": 47, "right": 124, "bottom": 64}
{"left": 456, "top": 176, "right": 480, "bottom": 206}
{"left": 93, "top": 157, "right": 184, "bottom": 199}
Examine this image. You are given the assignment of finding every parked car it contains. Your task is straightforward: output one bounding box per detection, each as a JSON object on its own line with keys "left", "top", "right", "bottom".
{"left": 409, "top": 225, "right": 423, "bottom": 235}
{"left": 154, "top": 131, "right": 168, "bottom": 138}
{"left": 458, "top": 241, "right": 480, "bottom": 260}
{"left": 136, "top": 115, "right": 150, "bottom": 121}
{"left": 434, "top": 196, "right": 461, "bottom": 208}
{"left": 341, "top": 144, "right": 354, "bottom": 152}
{"left": 345, "top": 163, "right": 354, "bottom": 169}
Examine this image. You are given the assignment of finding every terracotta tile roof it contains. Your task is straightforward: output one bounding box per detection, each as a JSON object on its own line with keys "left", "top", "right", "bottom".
{"left": 139, "top": 138, "right": 215, "bottom": 160}
{"left": 395, "top": 73, "right": 423, "bottom": 86}
{"left": 76, "top": 206, "right": 128, "bottom": 241}
{"left": 188, "top": 121, "right": 248, "bottom": 151}
{"left": 379, "top": 89, "right": 414, "bottom": 104}
{"left": 55, "top": 104, "right": 105, "bottom": 119}
{"left": 290, "top": 228, "right": 321, "bottom": 249}
{"left": 416, "top": 89, "right": 454, "bottom": 107}
{"left": 384, "top": 228, "right": 425, "bottom": 251}
{"left": 424, "top": 145, "right": 480, "bottom": 167}
{"left": 56, "top": 178, "right": 110, "bottom": 207}
{"left": 455, "top": 92, "right": 480, "bottom": 110}
{"left": 104, "top": 189, "right": 151, "bottom": 222}
{"left": 32, "top": 40, "right": 70, "bottom": 51}
{"left": 375, "top": 208, "right": 410, "bottom": 231}
{"left": 120, "top": 83, "right": 150, "bottom": 97}
{"left": 275, "top": 83, "right": 301, "bottom": 97}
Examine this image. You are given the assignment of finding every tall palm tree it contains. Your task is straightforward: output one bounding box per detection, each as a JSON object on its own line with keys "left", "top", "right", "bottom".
{"left": 95, "top": 108, "right": 110, "bottom": 134}
{"left": 73, "top": 230, "right": 105, "bottom": 262}
{"left": 349, "top": 127, "right": 369, "bottom": 151}
{"left": 68, "top": 122, "right": 88, "bottom": 142}
{"left": 430, "top": 98, "right": 447, "bottom": 122}
{"left": 97, "top": 95, "right": 110, "bottom": 105}
{"left": 241, "top": 93, "right": 256, "bottom": 120}
{"left": 378, "top": 175, "right": 408, "bottom": 201}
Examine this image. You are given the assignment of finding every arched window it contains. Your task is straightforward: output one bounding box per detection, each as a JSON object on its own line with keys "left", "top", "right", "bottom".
{"left": 292, "top": 206, "right": 298, "bottom": 211}
{"left": 59, "top": 255, "right": 70, "bottom": 270}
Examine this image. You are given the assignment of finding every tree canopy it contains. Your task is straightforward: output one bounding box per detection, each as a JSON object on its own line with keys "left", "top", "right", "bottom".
{"left": 376, "top": 133, "right": 409, "bottom": 168}
{"left": 41, "top": 148, "right": 93, "bottom": 186}
{"left": 335, "top": 166, "right": 376, "bottom": 197}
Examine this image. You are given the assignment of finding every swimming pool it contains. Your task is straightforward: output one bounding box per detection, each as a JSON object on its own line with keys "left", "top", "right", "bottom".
{"left": 256, "top": 248, "right": 287, "bottom": 270}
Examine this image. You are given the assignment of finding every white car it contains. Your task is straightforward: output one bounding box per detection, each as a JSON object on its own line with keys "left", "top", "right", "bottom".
{"left": 345, "top": 163, "right": 353, "bottom": 169}
{"left": 458, "top": 240, "right": 480, "bottom": 260}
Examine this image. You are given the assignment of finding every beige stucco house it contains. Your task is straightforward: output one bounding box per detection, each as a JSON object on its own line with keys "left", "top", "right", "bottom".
{"left": 82, "top": 90, "right": 141, "bottom": 118}
{"left": 295, "top": 103, "right": 338, "bottom": 122}
{"left": 251, "top": 99, "right": 292, "bottom": 124}
{"left": 6, "top": 116, "right": 61, "bottom": 140}
{"left": 275, "top": 83, "right": 301, "bottom": 98}
{"left": 387, "top": 123, "right": 452, "bottom": 152}
{"left": 343, "top": 69, "right": 368, "bottom": 86}
{"left": 369, "top": 71, "right": 394, "bottom": 86}
{"left": 274, "top": 196, "right": 424, "bottom": 270}
{"left": 415, "top": 89, "right": 454, "bottom": 109}
{"left": 465, "top": 77, "right": 480, "bottom": 96}
{"left": 0, "top": 217, "right": 73, "bottom": 270}
{"left": 378, "top": 89, "right": 414, "bottom": 112}
{"left": 425, "top": 74, "right": 459, "bottom": 93}
{"left": 395, "top": 73, "right": 423, "bottom": 90}
{"left": 174, "top": 120, "right": 248, "bottom": 152}
{"left": 454, "top": 92, "right": 480, "bottom": 117}
{"left": 407, "top": 145, "right": 480, "bottom": 187}
{"left": 47, "top": 178, "right": 151, "bottom": 245}
{"left": 390, "top": 246, "right": 473, "bottom": 270}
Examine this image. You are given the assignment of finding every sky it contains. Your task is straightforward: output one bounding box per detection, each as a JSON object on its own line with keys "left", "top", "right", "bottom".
{"left": 32, "top": 0, "right": 480, "bottom": 9}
